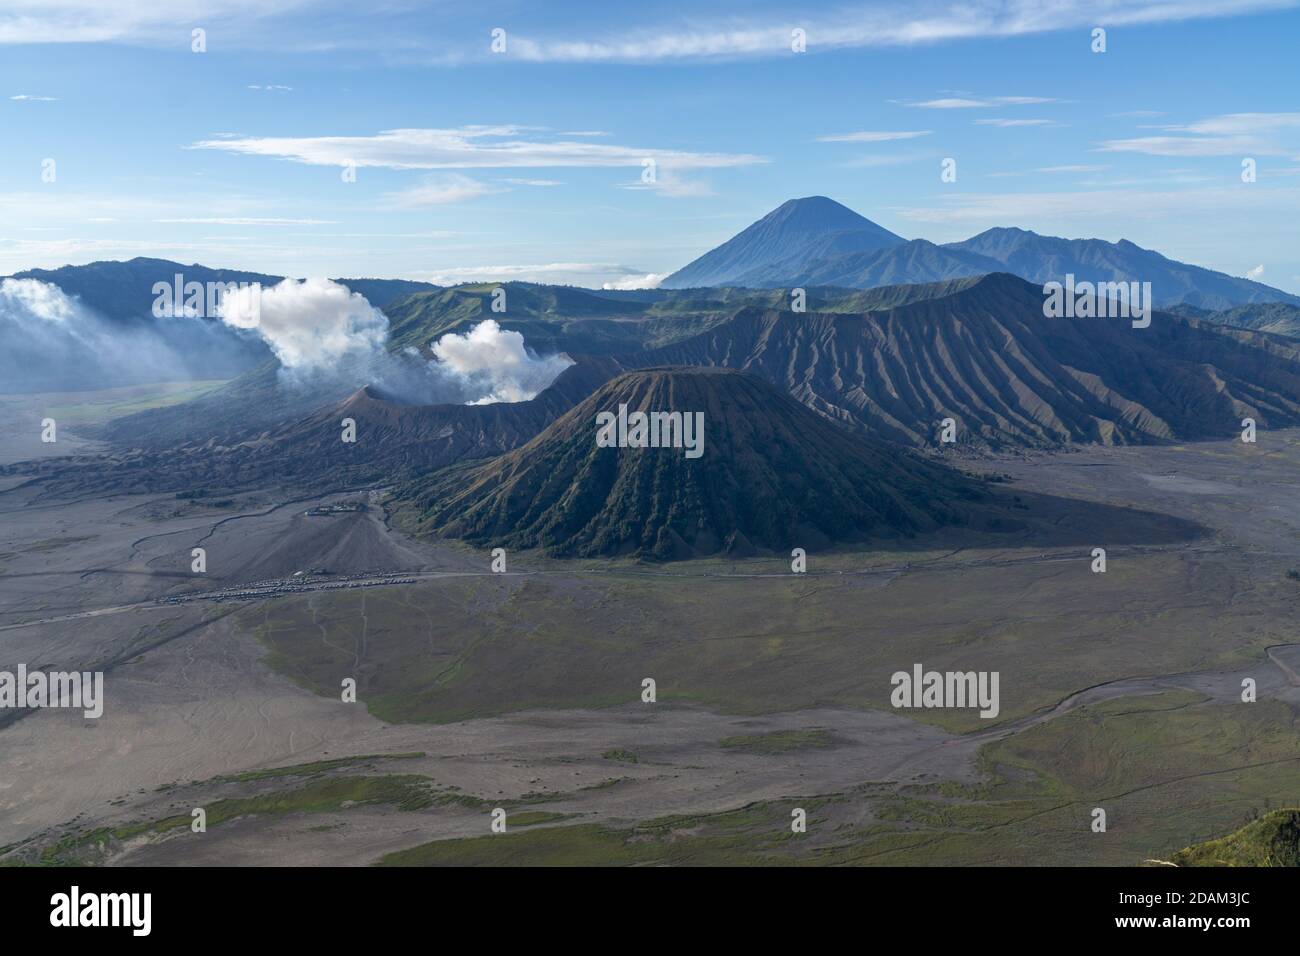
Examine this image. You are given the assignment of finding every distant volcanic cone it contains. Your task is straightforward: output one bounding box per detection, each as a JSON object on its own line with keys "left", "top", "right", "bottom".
{"left": 395, "top": 367, "right": 1007, "bottom": 560}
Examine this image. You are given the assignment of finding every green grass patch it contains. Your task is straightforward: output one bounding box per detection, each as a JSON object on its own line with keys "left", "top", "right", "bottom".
{"left": 508, "top": 811, "right": 572, "bottom": 828}
{"left": 379, "top": 802, "right": 816, "bottom": 867}
{"left": 1173, "top": 809, "right": 1300, "bottom": 866}
{"left": 218, "top": 753, "right": 425, "bottom": 783}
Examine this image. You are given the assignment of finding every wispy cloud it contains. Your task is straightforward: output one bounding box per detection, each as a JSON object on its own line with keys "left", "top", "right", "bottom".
{"left": 842, "top": 152, "right": 934, "bottom": 168}
{"left": 618, "top": 168, "right": 715, "bottom": 197}
{"left": 190, "top": 126, "right": 766, "bottom": 172}
{"left": 5, "top": 0, "right": 1293, "bottom": 60}
{"left": 10, "top": 93, "right": 58, "bottom": 101}
{"left": 153, "top": 217, "right": 336, "bottom": 225}
{"left": 909, "top": 95, "right": 1060, "bottom": 109}
{"left": 497, "top": 2, "right": 1299, "bottom": 63}
{"left": 384, "top": 174, "right": 502, "bottom": 207}
{"left": 817, "top": 130, "right": 931, "bottom": 142}
{"left": 1036, "top": 164, "right": 1111, "bottom": 173}
{"left": 975, "top": 118, "right": 1061, "bottom": 127}
{"left": 892, "top": 184, "right": 1300, "bottom": 226}
{"left": 1174, "top": 113, "right": 1300, "bottom": 135}
{"left": 1099, "top": 135, "right": 1269, "bottom": 156}
{"left": 418, "top": 261, "right": 659, "bottom": 288}
{"left": 1098, "top": 112, "right": 1300, "bottom": 155}
{"left": 987, "top": 163, "right": 1110, "bottom": 178}
{"left": 0, "top": 0, "right": 327, "bottom": 45}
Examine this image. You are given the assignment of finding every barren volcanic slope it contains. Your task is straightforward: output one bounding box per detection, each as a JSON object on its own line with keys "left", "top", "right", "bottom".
{"left": 632, "top": 273, "right": 1300, "bottom": 450}
{"left": 395, "top": 367, "right": 1011, "bottom": 560}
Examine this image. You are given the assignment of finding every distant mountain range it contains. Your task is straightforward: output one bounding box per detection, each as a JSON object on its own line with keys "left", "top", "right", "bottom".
{"left": 1170, "top": 300, "right": 1300, "bottom": 338}
{"left": 18, "top": 271, "right": 1298, "bottom": 510}
{"left": 9, "top": 209, "right": 1300, "bottom": 565}
{"left": 5, "top": 257, "right": 438, "bottom": 322}
{"left": 0, "top": 258, "right": 445, "bottom": 393}
{"left": 634, "top": 273, "right": 1300, "bottom": 449}
{"left": 662, "top": 197, "right": 1300, "bottom": 311}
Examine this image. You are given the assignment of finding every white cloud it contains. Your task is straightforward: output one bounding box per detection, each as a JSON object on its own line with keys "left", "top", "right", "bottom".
{"left": 843, "top": 152, "right": 933, "bottom": 168}
{"left": 419, "top": 262, "right": 660, "bottom": 288}
{"left": 910, "top": 95, "right": 1059, "bottom": 109}
{"left": 384, "top": 174, "right": 501, "bottom": 207}
{"left": 1036, "top": 164, "right": 1110, "bottom": 173}
{"left": 1247, "top": 264, "right": 1265, "bottom": 279}
{"left": 892, "top": 184, "right": 1300, "bottom": 227}
{"left": 247, "top": 84, "right": 292, "bottom": 91}
{"left": 499, "top": 2, "right": 1298, "bottom": 63}
{"left": 1099, "top": 112, "right": 1300, "bottom": 156}
{"left": 503, "top": 177, "right": 562, "bottom": 186}
{"left": 975, "top": 118, "right": 1060, "bottom": 127}
{"left": 1099, "top": 134, "right": 1275, "bottom": 156}
{"left": 817, "top": 130, "right": 931, "bottom": 143}
{"left": 601, "top": 273, "right": 666, "bottom": 290}
{"left": 189, "top": 126, "right": 767, "bottom": 172}
{"left": 10, "top": 93, "right": 57, "bottom": 100}
{"left": 154, "top": 217, "right": 337, "bottom": 225}
{"left": 1172, "top": 113, "right": 1300, "bottom": 136}
{"left": 619, "top": 168, "right": 714, "bottom": 197}
{"left": 0, "top": 0, "right": 324, "bottom": 45}
{"left": 4, "top": 0, "right": 1292, "bottom": 59}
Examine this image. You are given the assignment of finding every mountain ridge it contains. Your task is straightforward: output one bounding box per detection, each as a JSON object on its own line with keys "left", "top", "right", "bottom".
{"left": 5, "top": 256, "right": 440, "bottom": 322}
{"left": 626, "top": 272, "right": 1300, "bottom": 449}
{"left": 661, "top": 197, "right": 1299, "bottom": 310}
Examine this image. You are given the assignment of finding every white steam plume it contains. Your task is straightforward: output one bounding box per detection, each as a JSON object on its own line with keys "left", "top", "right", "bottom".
{"left": 219, "top": 278, "right": 571, "bottom": 405}
{"left": 430, "top": 319, "right": 574, "bottom": 404}
{"left": 220, "top": 277, "right": 388, "bottom": 370}
{"left": 0, "top": 278, "right": 263, "bottom": 393}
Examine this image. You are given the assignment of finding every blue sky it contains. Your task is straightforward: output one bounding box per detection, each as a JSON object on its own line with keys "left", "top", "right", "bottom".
{"left": 2, "top": 0, "right": 1299, "bottom": 292}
